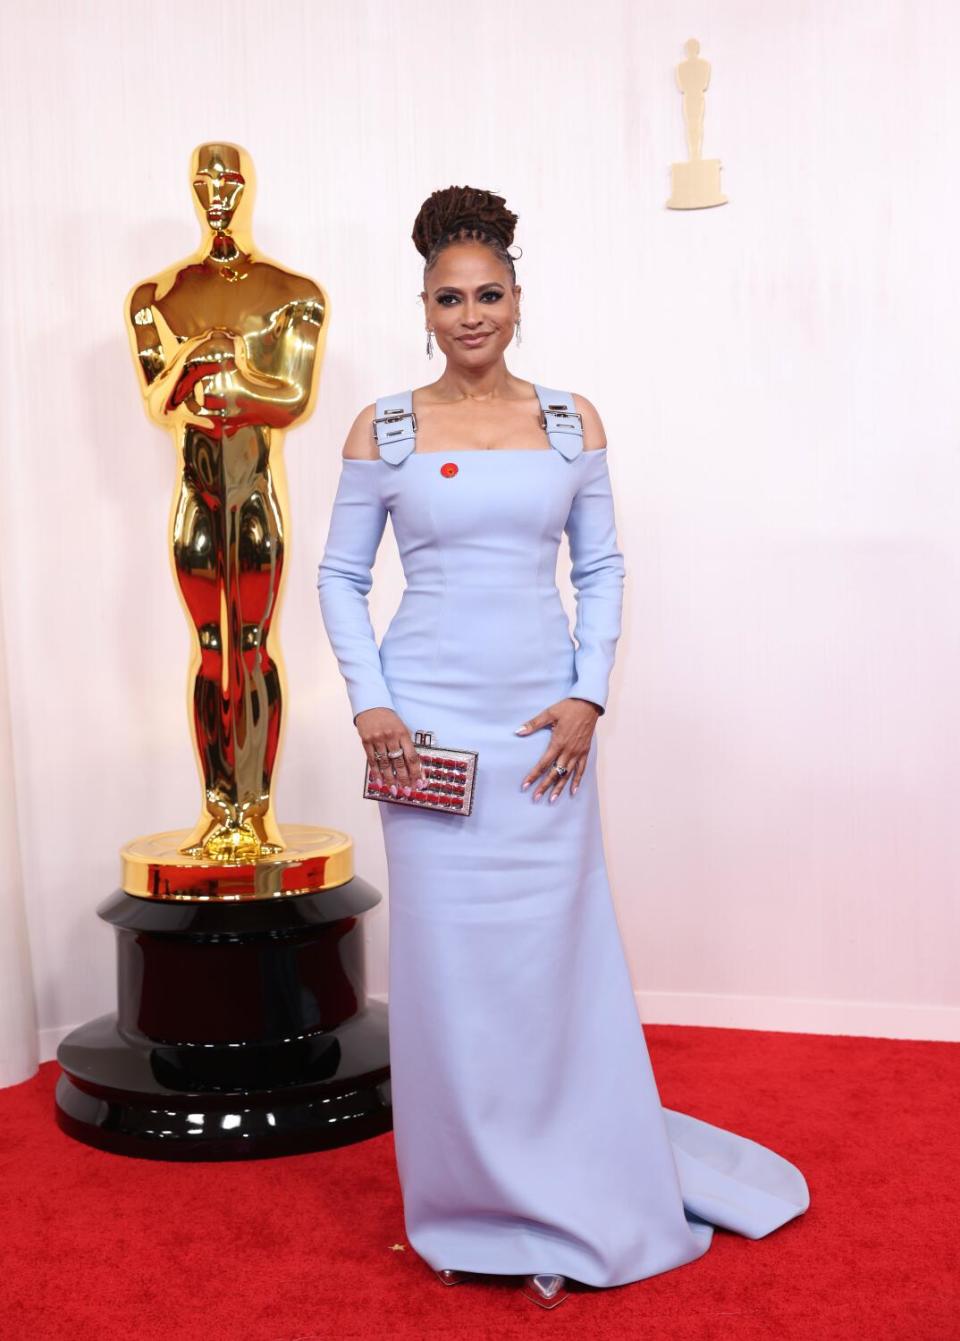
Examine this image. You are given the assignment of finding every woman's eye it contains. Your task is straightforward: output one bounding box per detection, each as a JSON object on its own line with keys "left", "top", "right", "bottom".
{"left": 436, "top": 291, "right": 503, "bottom": 306}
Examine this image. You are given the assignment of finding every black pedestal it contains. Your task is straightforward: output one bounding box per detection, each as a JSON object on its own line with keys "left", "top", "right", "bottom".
{"left": 55, "top": 879, "right": 392, "bottom": 1160}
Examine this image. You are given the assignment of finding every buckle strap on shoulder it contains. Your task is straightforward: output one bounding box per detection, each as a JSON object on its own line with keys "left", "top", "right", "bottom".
{"left": 372, "top": 390, "right": 417, "bottom": 465}
{"left": 533, "top": 384, "right": 584, "bottom": 460}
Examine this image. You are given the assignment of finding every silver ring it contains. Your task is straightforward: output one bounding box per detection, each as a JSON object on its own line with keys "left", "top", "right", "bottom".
{"left": 552, "top": 762, "right": 568, "bottom": 777}
{"left": 386, "top": 747, "right": 404, "bottom": 759}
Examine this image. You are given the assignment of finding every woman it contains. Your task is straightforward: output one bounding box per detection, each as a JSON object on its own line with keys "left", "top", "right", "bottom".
{"left": 317, "top": 186, "right": 809, "bottom": 1309}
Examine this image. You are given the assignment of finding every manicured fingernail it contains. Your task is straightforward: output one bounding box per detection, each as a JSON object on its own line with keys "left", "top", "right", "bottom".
{"left": 521, "top": 781, "right": 531, "bottom": 791}
{"left": 533, "top": 792, "right": 542, "bottom": 802}
{"left": 515, "top": 726, "right": 528, "bottom": 734}
{"left": 549, "top": 792, "right": 558, "bottom": 803}
{"left": 571, "top": 784, "right": 578, "bottom": 795}
{"left": 389, "top": 784, "right": 398, "bottom": 796}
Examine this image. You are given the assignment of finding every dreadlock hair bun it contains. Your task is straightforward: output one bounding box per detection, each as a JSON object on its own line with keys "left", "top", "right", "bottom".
{"left": 412, "top": 185, "right": 519, "bottom": 281}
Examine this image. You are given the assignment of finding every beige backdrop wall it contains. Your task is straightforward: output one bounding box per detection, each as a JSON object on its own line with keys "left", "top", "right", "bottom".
{"left": 2, "top": 0, "right": 958, "bottom": 1085}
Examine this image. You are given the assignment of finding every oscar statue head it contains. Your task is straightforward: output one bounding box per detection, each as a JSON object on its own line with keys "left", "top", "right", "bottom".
{"left": 190, "top": 142, "right": 256, "bottom": 244}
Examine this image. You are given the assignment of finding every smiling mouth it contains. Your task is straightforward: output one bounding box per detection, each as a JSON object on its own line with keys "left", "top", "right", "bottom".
{"left": 459, "top": 333, "right": 489, "bottom": 344}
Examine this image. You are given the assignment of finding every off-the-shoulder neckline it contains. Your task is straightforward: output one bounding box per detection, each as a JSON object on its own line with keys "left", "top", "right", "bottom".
{"left": 342, "top": 446, "right": 608, "bottom": 463}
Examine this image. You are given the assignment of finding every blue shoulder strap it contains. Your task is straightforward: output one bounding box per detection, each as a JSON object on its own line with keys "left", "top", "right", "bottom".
{"left": 372, "top": 385, "right": 583, "bottom": 462}
{"left": 533, "top": 384, "right": 584, "bottom": 460}
{"left": 372, "top": 389, "right": 417, "bottom": 465}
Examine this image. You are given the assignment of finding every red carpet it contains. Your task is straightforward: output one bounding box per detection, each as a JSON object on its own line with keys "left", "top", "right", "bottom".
{"left": 0, "top": 1026, "right": 956, "bottom": 1341}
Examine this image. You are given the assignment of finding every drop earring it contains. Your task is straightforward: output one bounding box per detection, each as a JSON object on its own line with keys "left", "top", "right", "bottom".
{"left": 426, "top": 328, "right": 434, "bottom": 359}
{"left": 514, "top": 315, "right": 522, "bottom": 345}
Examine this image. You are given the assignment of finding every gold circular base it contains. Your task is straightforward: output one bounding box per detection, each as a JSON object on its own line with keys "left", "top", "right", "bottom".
{"left": 120, "top": 823, "right": 354, "bottom": 901}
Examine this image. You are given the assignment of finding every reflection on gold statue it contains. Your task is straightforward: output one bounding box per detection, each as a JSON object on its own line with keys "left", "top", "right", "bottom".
{"left": 122, "top": 143, "right": 350, "bottom": 899}
{"left": 667, "top": 38, "right": 728, "bottom": 210}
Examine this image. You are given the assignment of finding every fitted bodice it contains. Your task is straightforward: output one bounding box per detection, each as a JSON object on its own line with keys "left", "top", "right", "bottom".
{"left": 317, "top": 384, "right": 625, "bottom": 721}
{"left": 373, "top": 448, "right": 608, "bottom": 594}
{"left": 363, "top": 382, "right": 605, "bottom": 593}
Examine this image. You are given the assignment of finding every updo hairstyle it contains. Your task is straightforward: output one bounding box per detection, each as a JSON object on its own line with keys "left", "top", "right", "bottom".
{"left": 412, "top": 185, "right": 520, "bottom": 283}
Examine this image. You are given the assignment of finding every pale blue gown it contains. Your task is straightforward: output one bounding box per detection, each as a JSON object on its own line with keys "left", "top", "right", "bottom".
{"left": 316, "top": 384, "right": 809, "bottom": 1288}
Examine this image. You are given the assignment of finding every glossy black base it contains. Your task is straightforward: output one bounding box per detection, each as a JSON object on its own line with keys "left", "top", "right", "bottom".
{"left": 55, "top": 881, "right": 392, "bottom": 1160}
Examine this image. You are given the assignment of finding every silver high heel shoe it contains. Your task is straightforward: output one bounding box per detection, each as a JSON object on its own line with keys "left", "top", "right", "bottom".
{"left": 521, "top": 1273, "right": 569, "bottom": 1308}
{"left": 435, "top": 1268, "right": 469, "bottom": 1286}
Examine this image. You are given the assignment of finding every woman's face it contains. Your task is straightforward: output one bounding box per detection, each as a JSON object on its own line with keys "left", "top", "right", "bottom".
{"left": 421, "top": 241, "right": 520, "bottom": 365}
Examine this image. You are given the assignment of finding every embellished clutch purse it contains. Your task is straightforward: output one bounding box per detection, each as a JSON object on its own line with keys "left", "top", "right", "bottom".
{"left": 363, "top": 730, "right": 478, "bottom": 816}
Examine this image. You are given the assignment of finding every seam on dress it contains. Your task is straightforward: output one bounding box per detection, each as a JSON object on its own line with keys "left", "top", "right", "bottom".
{"left": 380, "top": 466, "right": 398, "bottom": 669}
{"left": 555, "top": 453, "right": 582, "bottom": 699}
{"left": 428, "top": 461, "right": 445, "bottom": 691}
{"left": 535, "top": 463, "right": 556, "bottom": 698}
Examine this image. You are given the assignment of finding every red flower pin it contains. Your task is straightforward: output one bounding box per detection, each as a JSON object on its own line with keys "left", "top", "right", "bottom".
{"left": 440, "top": 462, "right": 458, "bottom": 477}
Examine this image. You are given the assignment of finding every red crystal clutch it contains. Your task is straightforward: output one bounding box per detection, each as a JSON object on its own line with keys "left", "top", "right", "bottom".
{"left": 363, "top": 730, "right": 478, "bottom": 816}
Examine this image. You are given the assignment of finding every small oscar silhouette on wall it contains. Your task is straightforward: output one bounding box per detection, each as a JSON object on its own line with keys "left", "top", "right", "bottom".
{"left": 667, "top": 37, "right": 728, "bottom": 210}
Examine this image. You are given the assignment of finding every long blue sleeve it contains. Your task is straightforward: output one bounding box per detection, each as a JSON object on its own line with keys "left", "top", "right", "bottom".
{"left": 317, "top": 461, "right": 397, "bottom": 724}
{"left": 564, "top": 448, "right": 626, "bottom": 715}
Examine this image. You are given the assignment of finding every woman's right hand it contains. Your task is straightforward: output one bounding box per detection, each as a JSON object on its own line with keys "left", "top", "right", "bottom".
{"left": 355, "top": 707, "right": 426, "bottom": 795}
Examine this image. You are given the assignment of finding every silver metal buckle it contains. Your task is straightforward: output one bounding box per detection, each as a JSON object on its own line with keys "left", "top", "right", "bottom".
{"left": 372, "top": 408, "right": 418, "bottom": 441}
{"left": 539, "top": 406, "right": 583, "bottom": 432}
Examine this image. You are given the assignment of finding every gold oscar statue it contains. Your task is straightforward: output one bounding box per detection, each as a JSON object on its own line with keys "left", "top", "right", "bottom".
{"left": 55, "top": 157, "right": 389, "bottom": 1155}
{"left": 667, "top": 38, "right": 729, "bottom": 210}
{"left": 122, "top": 142, "right": 350, "bottom": 899}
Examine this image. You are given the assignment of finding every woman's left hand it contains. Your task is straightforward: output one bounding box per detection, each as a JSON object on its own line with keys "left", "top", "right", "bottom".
{"left": 516, "top": 698, "right": 602, "bottom": 801}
